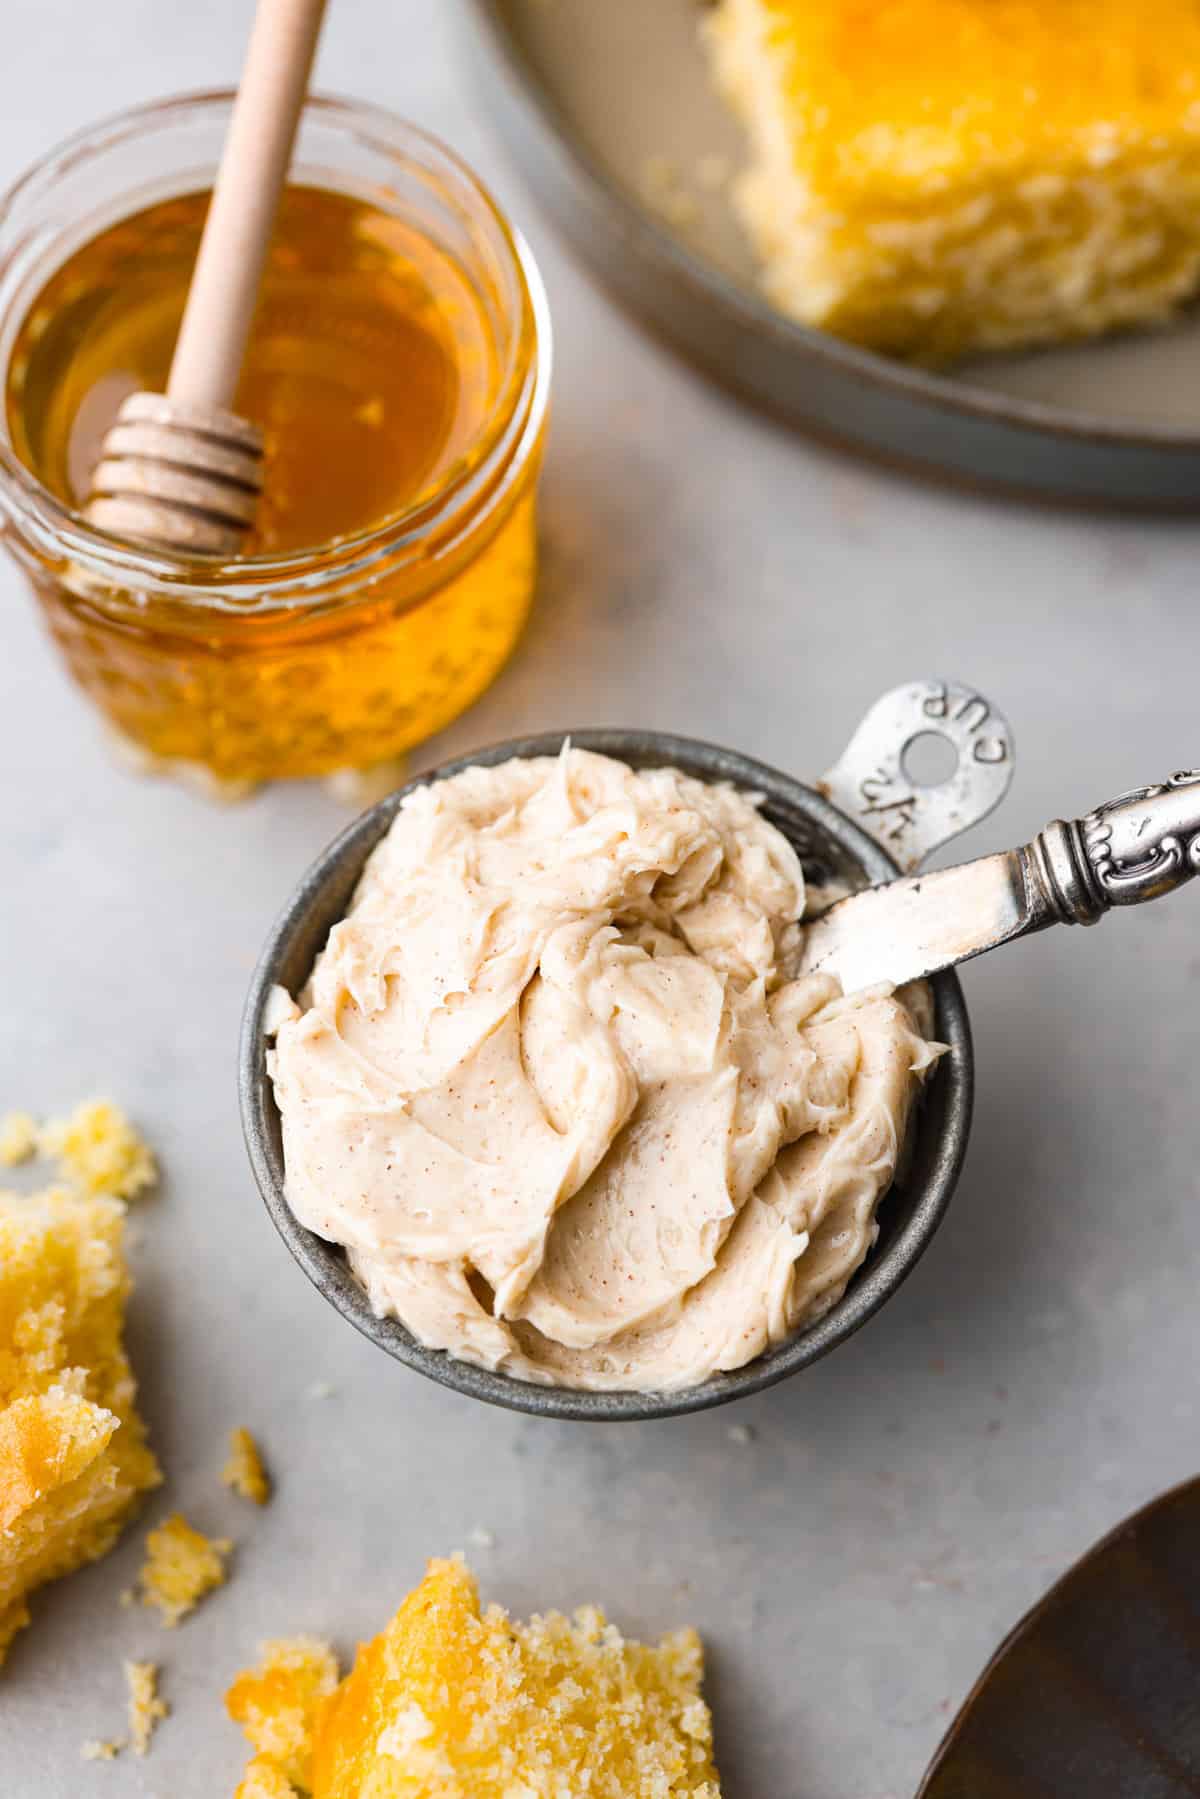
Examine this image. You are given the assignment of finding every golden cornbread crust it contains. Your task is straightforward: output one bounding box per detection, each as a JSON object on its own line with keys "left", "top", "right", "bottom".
{"left": 706, "top": 0, "right": 1200, "bottom": 359}
{"left": 0, "top": 1171, "right": 160, "bottom": 1665}
{"left": 227, "top": 1558, "right": 721, "bottom": 1797}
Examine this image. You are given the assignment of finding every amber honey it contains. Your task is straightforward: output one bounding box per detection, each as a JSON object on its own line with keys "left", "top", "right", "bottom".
{"left": 0, "top": 97, "right": 550, "bottom": 787}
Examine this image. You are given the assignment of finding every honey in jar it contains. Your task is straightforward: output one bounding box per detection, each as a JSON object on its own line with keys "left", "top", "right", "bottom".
{"left": 0, "top": 96, "right": 551, "bottom": 788}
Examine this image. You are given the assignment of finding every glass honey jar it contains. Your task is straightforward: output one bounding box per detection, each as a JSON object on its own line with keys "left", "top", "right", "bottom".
{"left": 0, "top": 94, "right": 551, "bottom": 789}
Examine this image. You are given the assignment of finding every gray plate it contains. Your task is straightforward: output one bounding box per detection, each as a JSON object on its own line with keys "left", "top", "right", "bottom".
{"left": 917, "top": 1476, "right": 1200, "bottom": 1797}
{"left": 461, "top": 0, "right": 1200, "bottom": 507}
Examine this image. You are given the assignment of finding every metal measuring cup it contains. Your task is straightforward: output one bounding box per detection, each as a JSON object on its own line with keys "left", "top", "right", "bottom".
{"left": 239, "top": 680, "right": 1013, "bottom": 1420}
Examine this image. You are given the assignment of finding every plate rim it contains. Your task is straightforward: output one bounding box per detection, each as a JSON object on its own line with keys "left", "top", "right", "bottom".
{"left": 915, "top": 1473, "right": 1200, "bottom": 1797}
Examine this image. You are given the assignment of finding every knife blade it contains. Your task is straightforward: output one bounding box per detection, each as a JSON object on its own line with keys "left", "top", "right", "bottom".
{"left": 799, "top": 850, "right": 1041, "bottom": 992}
{"left": 799, "top": 766, "right": 1200, "bottom": 995}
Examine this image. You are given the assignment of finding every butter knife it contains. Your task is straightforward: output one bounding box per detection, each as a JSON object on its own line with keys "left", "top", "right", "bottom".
{"left": 801, "top": 771, "right": 1200, "bottom": 993}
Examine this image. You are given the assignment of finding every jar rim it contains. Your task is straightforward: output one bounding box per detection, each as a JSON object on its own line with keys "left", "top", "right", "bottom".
{"left": 0, "top": 89, "right": 552, "bottom": 610}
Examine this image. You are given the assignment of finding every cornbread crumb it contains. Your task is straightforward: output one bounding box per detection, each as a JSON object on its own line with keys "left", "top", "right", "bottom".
{"left": 0, "top": 1112, "right": 37, "bottom": 1166}
{"left": 82, "top": 1738, "right": 122, "bottom": 1761}
{"left": 227, "top": 1558, "right": 722, "bottom": 1797}
{"left": 696, "top": 152, "right": 731, "bottom": 191}
{"left": 41, "top": 1100, "right": 156, "bottom": 1201}
{"left": 641, "top": 154, "right": 701, "bottom": 229}
{"left": 0, "top": 1167, "right": 160, "bottom": 1663}
{"left": 222, "top": 1428, "right": 272, "bottom": 1506}
{"left": 705, "top": 0, "right": 1200, "bottom": 360}
{"left": 468, "top": 1525, "right": 496, "bottom": 1549}
{"left": 140, "top": 1513, "right": 231, "bottom": 1626}
{"left": 306, "top": 1382, "right": 335, "bottom": 1402}
{"left": 227, "top": 1635, "right": 341, "bottom": 1792}
{"left": 126, "top": 1659, "right": 168, "bottom": 1755}
{"left": 728, "top": 1422, "right": 755, "bottom": 1445}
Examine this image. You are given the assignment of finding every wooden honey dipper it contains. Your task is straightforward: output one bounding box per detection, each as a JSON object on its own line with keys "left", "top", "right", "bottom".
{"left": 85, "top": 0, "right": 328, "bottom": 556}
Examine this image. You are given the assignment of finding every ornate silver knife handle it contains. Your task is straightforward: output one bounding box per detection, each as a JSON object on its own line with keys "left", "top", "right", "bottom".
{"left": 1032, "top": 771, "right": 1200, "bottom": 925}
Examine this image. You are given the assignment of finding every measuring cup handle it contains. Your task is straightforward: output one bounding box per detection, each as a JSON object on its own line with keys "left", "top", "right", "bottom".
{"left": 818, "top": 679, "right": 1016, "bottom": 873}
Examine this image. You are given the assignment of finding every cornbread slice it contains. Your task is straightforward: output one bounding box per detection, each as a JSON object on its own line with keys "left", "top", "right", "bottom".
{"left": 0, "top": 1184, "right": 160, "bottom": 1665}
{"left": 705, "top": 0, "right": 1200, "bottom": 360}
{"left": 139, "top": 1512, "right": 232, "bottom": 1625}
{"left": 226, "top": 1558, "right": 721, "bottom": 1797}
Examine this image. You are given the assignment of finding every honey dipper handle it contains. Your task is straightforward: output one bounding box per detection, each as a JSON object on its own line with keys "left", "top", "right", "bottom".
{"left": 167, "top": 0, "right": 328, "bottom": 412}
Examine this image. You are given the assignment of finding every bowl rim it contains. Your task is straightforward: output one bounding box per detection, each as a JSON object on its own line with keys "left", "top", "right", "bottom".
{"left": 239, "top": 729, "right": 973, "bottom": 1421}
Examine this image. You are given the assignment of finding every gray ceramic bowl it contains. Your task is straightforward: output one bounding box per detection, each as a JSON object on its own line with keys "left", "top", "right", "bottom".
{"left": 239, "top": 731, "right": 973, "bottom": 1420}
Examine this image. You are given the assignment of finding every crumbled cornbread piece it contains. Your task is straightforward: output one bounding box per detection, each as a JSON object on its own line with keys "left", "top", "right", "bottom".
{"left": 641, "top": 154, "right": 701, "bottom": 228}
{"left": 222, "top": 1428, "right": 271, "bottom": 1506}
{"left": 0, "top": 1112, "right": 37, "bottom": 1166}
{"left": 227, "top": 1637, "right": 341, "bottom": 1791}
{"left": 227, "top": 1558, "right": 721, "bottom": 1797}
{"left": 40, "top": 1099, "right": 156, "bottom": 1201}
{"left": 126, "top": 1658, "right": 168, "bottom": 1755}
{"left": 0, "top": 1185, "right": 160, "bottom": 1665}
{"left": 705, "top": 0, "right": 1200, "bottom": 360}
{"left": 236, "top": 1756, "right": 302, "bottom": 1799}
{"left": 82, "top": 1738, "right": 122, "bottom": 1761}
{"left": 139, "top": 1513, "right": 231, "bottom": 1626}
{"left": 696, "top": 152, "right": 731, "bottom": 192}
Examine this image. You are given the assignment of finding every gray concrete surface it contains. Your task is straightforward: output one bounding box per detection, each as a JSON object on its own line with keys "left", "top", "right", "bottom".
{"left": 1, "top": 4, "right": 1197, "bottom": 1795}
